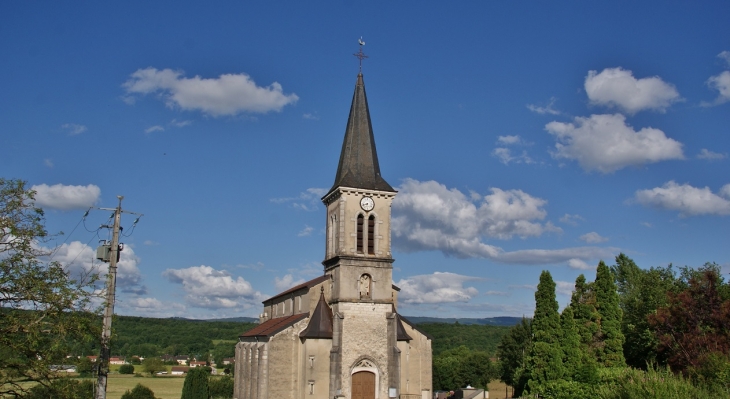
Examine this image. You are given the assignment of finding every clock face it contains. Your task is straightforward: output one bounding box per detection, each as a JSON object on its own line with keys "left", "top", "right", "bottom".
{"left": 360, "top": 196, "right": 375, "bottom": 211}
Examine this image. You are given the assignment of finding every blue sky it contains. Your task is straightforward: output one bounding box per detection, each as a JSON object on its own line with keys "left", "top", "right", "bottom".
{"left": 2, "top": 2, "right": 729, "bottom": 319}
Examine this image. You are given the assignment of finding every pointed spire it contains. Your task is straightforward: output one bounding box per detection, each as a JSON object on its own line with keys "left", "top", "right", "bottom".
{"left": 299, "top": 287, "right": 333, "bottom": 339}
{"left": 328, "top": 74, "right": 395, "bottom": 195}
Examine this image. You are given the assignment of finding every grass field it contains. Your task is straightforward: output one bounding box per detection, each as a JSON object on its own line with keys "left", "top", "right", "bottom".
{"left": 101, "top": 375, "right": 185, "bottom": 399}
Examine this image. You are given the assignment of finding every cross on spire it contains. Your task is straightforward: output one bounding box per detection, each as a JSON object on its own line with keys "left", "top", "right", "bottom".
{"left": 353, "top": 37, "right": 368, "bottom": 73}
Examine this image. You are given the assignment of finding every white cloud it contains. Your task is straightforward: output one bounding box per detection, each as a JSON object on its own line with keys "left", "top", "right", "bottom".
{"left": 492, "top": 148, "right": 534, "bottom": 165}
{"left": 719, "top": 51, "right": 730, "bottom": 67}
{"left": 392, "top": 179, "right": 614, "bottom": 264}
{"left": 698, "top": 149, "right": 727, "bottom": 160}
{"left": 162, "top": 265, "right": 264, "bottom": 309}
{"left": 44, "top": 159, "right": 54, "bottom": 168}
{"left": 497, "top": 135, "right": 522, "bottom": 145}
{"left": 62, "top": 123, "right": 87, "bottom": 136}
{"left": 634, "top": 181, "right": 730, "bottom": 216}
{"left": 555, "top": 281, "right": 575, "bottom": 296}
{"left": 274, "top": 274, "right": 306, "bottom": 291}
{"left": 567, "top": 258, "right": 594, "bottom": 270}
{"left": 484, "top": 290, "right": 510, "bottom": 296}
{"left": 271, "top": 188, "right": 328, "bottom": 211}
{"left": 48, "top": 241, "right": 146, "bottom": 294}
{"left": 144, "top": 125, "right": 164, "bottom": 134}
{"left": 117, "top": 297, "right": 186, "bottom": 318}
{"left": 559, "top": 214, "right": 584, "bottom": 226}
{"left": 31, "top": 183, "right": 100, "bottom": 210}
{"left": 580, "top": 232, "right": 608, "bottom": 243}
{"left": 123, "top": 67, "right": 298, "bottom": 116}
{"left": 143, "top": 240, "right": 159, "bottom": 246}
{"left": 641, "top": 222, "right": 653, "bottom": 228}
{"left": 546, "top": 113, "right": 684, "bottom": 173}
{"left": 298, "top": 225, "right": 314, "bottom": 237}
{"left": 584, "top": 67, "right": 681, "bottom": 114}
{"left": 705, "top": 71, "right": 730, "bottom": 106}
{"left": 170, "top": 119, "right": 192, "bottom": 127}
{"left": 527, "top": 97, "right": 561, "bottom": 115}
{"left": 395, "top": 272, "right": 481, "bottom": 304}
{"left": 303, "top": 113, "right": 319, "bottom": 120}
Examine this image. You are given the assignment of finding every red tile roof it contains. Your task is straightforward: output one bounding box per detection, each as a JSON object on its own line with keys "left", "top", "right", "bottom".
{"left": 264, "top": 275, "right": 329, "bottom": 303}
{"left": 240, "top": 313, "right": 308, "bottom": 338}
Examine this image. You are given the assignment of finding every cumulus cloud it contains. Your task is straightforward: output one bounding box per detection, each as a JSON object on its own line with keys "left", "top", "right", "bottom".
{"left": 48, "top": 241, "right": 146, "bottom": 294}
{"left": 555, "top": 281, "right": 576, "bottom": 296}
{"left": 274, "top": 274, "right": 306, "bottom": 291}
{"left": 705, "top": 71, "right": 730, "bottom": 106}
{"left": 527, "top": 97, "right": 561, "bottom": 115}
{"left": 271, "top": 188, "right": 328, "bottom": 211}
{"left": 62, "top": 123, "right": 87, "bottom": 136}
{"left": 580, "top": 232, "right": 608, "bottom": 243}
{"left": 392, "top": 179, "right": 614, "bottom": 264}
{"left": 170, "top": 119, "right": 192, "bottom": 127}
{"left": 145, "top": 125, "right": 164, "bottom": 134}
{"left": 122, "top": 67, "right": 298, "bottom": 116}
{"left": 44, "top": 159, "right": 54, "bottom": 168}
{"left": 31, "top": 183, "right": 100, "bottom": 210}
{"left": 698, "top": 149, "right": 727, "bottom": 160}
{"left": 584, "top": 67, "right": 681, "bottom": 114}
{"left": 634, "top": 181, "right": 730, "bottom": 217}
{"left": 303, "top": 113, "right": 319, "bottom": 120}
{"left": 395, "top": 272, "right": 481, "bottom": 304}
{"left": 497, "top": 135, "right": 523, "bottom": 145}
{"left": 719, "top": 51, "right": 730, "bottom": 67}
{"left": 492, "top": 148, "right": 534, "bottom": 165}
{"left": 298, "top": 225, "right": 314, "bottom": 237}
{"left": 162, "top": 265, "right": 264, "bottom": 309}
{"left": 559, "top": 214, "right": 585, "bottom": 226}
{"left": 567, "top": 258, "right": 594, "bottom": 270}
{"left": 546, "top": 113, "right": 684, "bottom": 173}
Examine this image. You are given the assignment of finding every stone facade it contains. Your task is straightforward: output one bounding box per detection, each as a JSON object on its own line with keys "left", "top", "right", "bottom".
{"left": 234, "top": 72, "right": 432, "bottom": 399}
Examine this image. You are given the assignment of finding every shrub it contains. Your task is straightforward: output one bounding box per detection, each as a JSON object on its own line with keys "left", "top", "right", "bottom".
{"left": 119, "top": 364, "right": 135, "bottom": 374}
{"left": 181, "top": 367, "right": 210, "bottom": 399}
{"left": 209, "top": 375, "right": 234, "bottom": 399}
{"left": 24, "top": 378, "right": 94, "bottom": 399}
{"left": 120, "top": 383, "right": 157, "bottom": 399}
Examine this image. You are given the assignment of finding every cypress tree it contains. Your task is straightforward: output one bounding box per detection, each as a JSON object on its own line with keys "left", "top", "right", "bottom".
{"left": 525, "top": 270, "right": 565, "bottom": 393}
{"left": 560, "top": 306, "right": 582, "bottom": 380}
{"left": 594, "top": 260, "right": 626, "bottom": 367}
{"left": 181, "top": 367, "right": 210, "bottom": 399}
{"left": 570, "top": 274, "right": 600, "bottom": 356}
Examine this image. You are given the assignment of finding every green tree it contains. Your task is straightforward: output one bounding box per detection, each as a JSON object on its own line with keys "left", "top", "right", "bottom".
{"left": 121, "top": 383, "right": 157, "bottom": 399}
{"left": 496, "top": 318, "right": 531, "bottom": 392}
{"left": 23, "top": 378, "right": 94, "bottom": 399}
{"left": 209, "top": 375, "right": 234, "bottom": 399}
{"left": 141, "top": 358, "right": 166, "bottom": 376}
{"left": 0, "top": 178, "right": 99, "bottom": 397}
{"left": 594, "top": 261, "right": 625, "bottom": 367}
{"left": 612, "top": 254, "right": 677, "bottom": 368}
{"left": 181, "top": 367, "right": 210, "bottom": 399}
{"left": 569, "top": 274, "right": 599, "bottom": 355}
{"left": 560, "top": 306, "right": 582, "bottom": 380}
{"left": 525, "top": 270, "right": 565, "bottom": 394}
{"left": 76, "top": 356, "right": 94, "bottom": 377}
{"left": 119, "top": 364, "right": 135, "bottom": 374}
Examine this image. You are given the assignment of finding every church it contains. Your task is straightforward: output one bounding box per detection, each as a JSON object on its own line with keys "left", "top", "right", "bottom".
{"left": 233, "top": 71, "right": 433, "bottom": 399}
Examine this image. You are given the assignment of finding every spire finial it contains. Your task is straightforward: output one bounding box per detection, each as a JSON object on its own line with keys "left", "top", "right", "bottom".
{"left": 354, "top": 37, "right": 368, "bottom": 73}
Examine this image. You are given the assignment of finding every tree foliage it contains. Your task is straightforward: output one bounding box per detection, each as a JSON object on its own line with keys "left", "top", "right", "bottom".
{"left": 496, "top": 318, "right": 531, "bottom": 388}
{"left": 0, "top": 178, "right": 99, "bottom": 397}
{"left": 594, "top": 261, "right": 625, "bottom": 367}
{"left": 141, "top": 358, "right": 165, "bottom": 376}
{"left": 120, "top": 383, "right": 157, "bottom": 399}
{"left": 181, "top": 367, "right": 210, "bottom": 399}
{"left": 649, "top": 265, "right": 730, "bottom": 376}
{"left": 119, "top": 364, "right": 135, "bottom": 374}
{"left": 432, "top": 346, "right": 496, "bottom": 391}
{"left": 209, "top": 375, "right": 234, "bottom": 399}
{"left": 525, "top": 270, "right": 565, "bottom": 394}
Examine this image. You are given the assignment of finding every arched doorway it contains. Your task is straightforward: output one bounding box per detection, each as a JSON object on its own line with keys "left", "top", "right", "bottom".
{"left": 351, "top": 371, "right": 375, "bottom": 399}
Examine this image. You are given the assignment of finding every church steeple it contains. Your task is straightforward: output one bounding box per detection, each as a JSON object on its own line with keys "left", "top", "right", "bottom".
{"left": 328, "top": 73, "right": 395, "bottom": 195}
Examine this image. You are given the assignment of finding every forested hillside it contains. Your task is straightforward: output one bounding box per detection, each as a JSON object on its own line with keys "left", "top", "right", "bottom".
{"left": 417, "top": 323, "right": 511, "bottom": 356}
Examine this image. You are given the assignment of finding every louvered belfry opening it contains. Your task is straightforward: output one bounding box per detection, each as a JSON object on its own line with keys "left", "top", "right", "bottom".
{"left": 367, "top": 215, "right": 375, "bottom": 255}
{"left": 357, "top": 214, "right": 364, "bottom": 254}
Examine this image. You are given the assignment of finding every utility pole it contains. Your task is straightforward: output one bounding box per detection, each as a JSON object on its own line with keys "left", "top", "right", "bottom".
{"left": 95, "top": 196, "right": 142, "bottom": 399}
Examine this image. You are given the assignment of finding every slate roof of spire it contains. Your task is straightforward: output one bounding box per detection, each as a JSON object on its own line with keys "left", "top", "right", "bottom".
{"left": 327, "top": 73, "right": 395, "bottom": 196}
{"left": 299, "top": 288, "right": 333, "bottom": 339}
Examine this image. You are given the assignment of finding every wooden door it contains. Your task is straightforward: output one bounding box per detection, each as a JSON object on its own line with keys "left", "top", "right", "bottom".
{"left": 352, "top": 371, "right": 375, "bottom": 399}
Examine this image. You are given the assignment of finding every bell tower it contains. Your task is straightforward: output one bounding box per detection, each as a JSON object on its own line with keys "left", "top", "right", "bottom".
{"left": 322, "top": 72, "right": 397, "bottom": 305}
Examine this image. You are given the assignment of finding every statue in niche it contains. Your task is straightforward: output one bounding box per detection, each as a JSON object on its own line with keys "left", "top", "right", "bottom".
{"left": 359, "top": 274, "right": 371, "bottom": 298}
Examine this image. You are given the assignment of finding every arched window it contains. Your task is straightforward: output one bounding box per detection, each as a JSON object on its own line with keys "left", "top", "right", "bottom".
{"left": 368, "top": 215, "right": 375, "bottom": 255}
{"left": 356, "top": 214, "right": 364, "bottom": 254}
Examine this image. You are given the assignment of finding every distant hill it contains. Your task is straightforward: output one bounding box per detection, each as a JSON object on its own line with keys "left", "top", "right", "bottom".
{"left": 404, "top": 316, "right": 524, "bottom": 326}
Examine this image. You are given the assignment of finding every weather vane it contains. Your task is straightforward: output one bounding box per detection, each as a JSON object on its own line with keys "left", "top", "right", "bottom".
{"left": 353, "top": 37, "right": 368, "bottom": 73}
